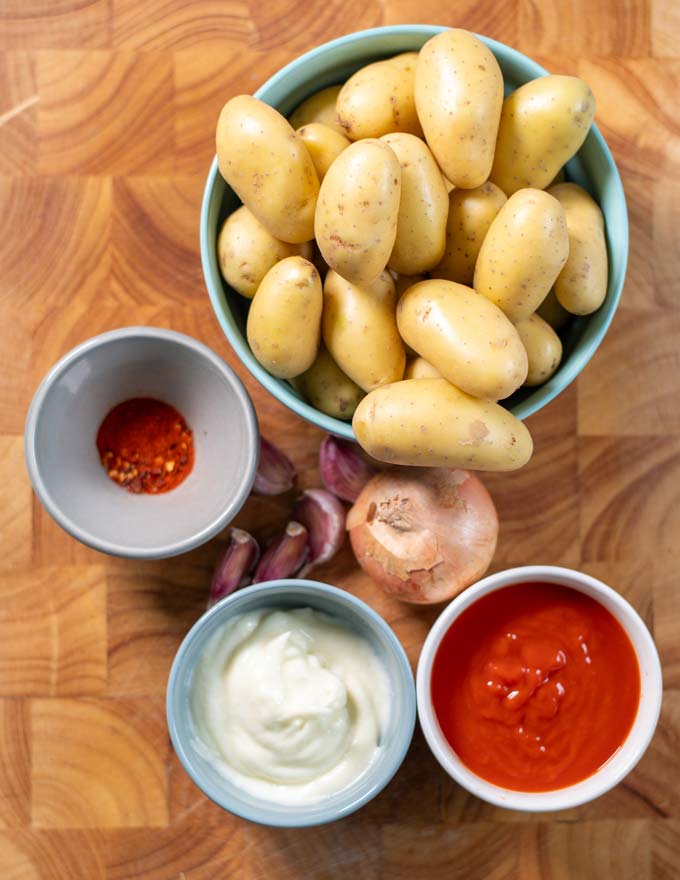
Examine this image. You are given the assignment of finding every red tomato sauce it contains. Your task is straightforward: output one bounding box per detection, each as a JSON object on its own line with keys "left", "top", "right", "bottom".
{"left": 431, "top": 582, "right": 640, "bottom": 791}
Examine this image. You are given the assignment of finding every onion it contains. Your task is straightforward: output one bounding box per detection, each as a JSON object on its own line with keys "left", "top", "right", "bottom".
{"left": 346, "top": 467, "right": 498, "bottom": 604}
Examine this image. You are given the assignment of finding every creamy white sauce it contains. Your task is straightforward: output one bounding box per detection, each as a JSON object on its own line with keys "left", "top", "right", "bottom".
{"left": 190, "top": 607, "right": 390, "bottom": 805}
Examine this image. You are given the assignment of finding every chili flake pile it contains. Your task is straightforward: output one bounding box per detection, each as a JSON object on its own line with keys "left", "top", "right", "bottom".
{"left": 96, "top": 397, "right": 194, "bottom": 494}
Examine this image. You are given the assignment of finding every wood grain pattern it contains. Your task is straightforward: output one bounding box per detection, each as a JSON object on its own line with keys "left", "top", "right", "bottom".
{"left": 1, "top": 0, "right": 679, "bottom": 876}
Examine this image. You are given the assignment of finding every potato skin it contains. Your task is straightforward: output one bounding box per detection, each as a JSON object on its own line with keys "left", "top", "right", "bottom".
{"left": 415, "top": 29, "right": 503, "bottom": 188}
{"left": 296, "top": 123, "right": 350, "bottom": 182}
{"left": 404, "top": 357, "right": 442, "bottom": 380}
{"left": 315, "top": 139, "right": 401, "bottom": 287}
{"left": 322, "top": 270, "right": 405, "bottom": 392}
{"left": 292, "top": 346, "right": 364, "bottom": 419}
{"left": 536, "top": 287, "right": 571, "bottom": 330}
{"left": 353, "top": 378, "right": 533, "bottom": 471}
{"left": 217, "top": 206, "right": 309, "bottom": 299}
{"left": 397, "top": 279, "right": 528, "bottom": 400}
{"left": 216, "top": 95, "right": 319, "bottom": 244}
{"left": 246, "top": 256, "right": 322, "bottom": 379}
{"left": 515, "top": 314, "right": 563, "bottom": 386}
{"left": 490, "top": 76, "right": 596, "bottom": 195}
{"left": 336, "top": 54, "right": 423, "bottom": 140}
{"left": 288, "top": 85, "right": 344, "bottom": 135}
{"left": 381, "top": 133, "right": 449, "bottom": 275}
{"left": 474, "top": 188, "right": 569, "bottom": 323}
{"left": 431, "top": 182, "right": 507, "bottom": 285}
{"left": 548, "top": 182, "right": 608, "bottom": 315}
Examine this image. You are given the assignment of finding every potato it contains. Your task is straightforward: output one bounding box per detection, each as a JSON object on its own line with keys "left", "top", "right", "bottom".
{"left": 380, "top": 133, "right": 449, "bottom": 275}
{"left": 490, "top": 76, "right": 596, "bottom": 196}
{"left": 322, "top": 270, "right": 405, "bottom": 392}
{"left": 216, "top": 206, "right": 311, "bottom": 299}
{"left": 404, "top": 357, "right": 442, "bottom": 380}
{"left": 292, "top": 346, "right": 364, "bottom": 419}
{"left": 515, "top": 314, "right": 563, "bottom": 386}
{"left": 353, "top": 378, "right": 533, "bottom": 471}
{"left": 548, "top": 182, "right": 608, "bottom": 315}
{"left": 397, "top": 279, "right": 528, "bottom": 400}
{"left": 336, "top": 54, "right": 423, "bottom": 140}
{"left": 315, "top": 139, "right": 401, "bottom": 286}
{"left": 296, "top": 123, "right": 350, "bottom": 182}
{"left": 288, "top": 85, "right": 344, "bottom": 135}
{"left": 246, "top": 256, "right": 322, "bottom": 378}
{"left": 415, "top": 29, "right": 503, "bottom": 189}
{"left": 536, "top": 287, "right": 571, "bottom": 330}
{"left": 431, "top": 182, "right": 507, "bottom": 286}
{"left": 474, "top": 188, "right": 569, "bottom": 323}
{"left": 216, "top": 95, "right": 319, "bottom": 243}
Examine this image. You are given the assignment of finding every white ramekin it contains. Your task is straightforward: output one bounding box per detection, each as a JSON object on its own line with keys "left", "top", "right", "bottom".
{"left": 416, "top": 565, "right": 663, "bottom": 811}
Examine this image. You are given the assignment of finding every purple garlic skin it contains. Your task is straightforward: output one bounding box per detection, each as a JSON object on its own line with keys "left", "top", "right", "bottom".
{"left": 252, "top": 437, "right": 296, "bottom": 495}
{"left": 319, "top": 434, "right": 379, "bottom": 502}
{"left": 293, "top": 489, "right": 345, "bottom": 575}
{"left": 209, "top": 528, "right": 260, "bottom": 607}
{"left": 253, "top": 521, "right": 309, "bottom": 583}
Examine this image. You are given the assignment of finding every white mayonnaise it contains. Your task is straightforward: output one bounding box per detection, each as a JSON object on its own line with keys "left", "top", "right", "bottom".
{"left": 190, "top": 607, "right": 390, "bottom": 805}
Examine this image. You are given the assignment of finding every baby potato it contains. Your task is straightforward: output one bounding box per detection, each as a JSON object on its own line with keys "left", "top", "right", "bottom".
{"left": 247, "top": 256, "right": 322, "bottom": 379}
{"left": 474, "top": 188, "right": 569, "bottom": 323}
{"left": 296, "top": 123, "right": 350, "bottom": 182}
{"left": 548, "top": 182, "right": 608, "bottom": 315}
{"left": 381, "top": 133, "right": 449, "bottom": 275}
{"left": 353, "top": 378, "right": 533, "bottom": 471}
{"left": 216, "top": 95, "right": 319, "bottom": 244}
{"left": 404, "top": 357, "right": 442, "bottom": 380}
{"left": 536, "top": 287, "right": 571, "bottom": 330}
{"left": 322, "top": 270, "right": 405, "bottom": 392}
{"left": 217, "top": 206, "right": 309, "bottom": 299}
{"left": 515, "top": 314, "right": 563, "bottom": 386}
{"left": 431, "top": 182, "right": 507, "bottom": 286}
{"left": 292, "top": 346, "right": 365, "bottom": 420}
{"left": 288, "top": 85, "right": 345, "bottom": 135}
{"left": 490, "top": 76, "right": 596, "bottom": 195}
{"left": 415, "top": 29, "right": 503, "bottom": 189}
{"left": 397, "top": 279, "right": 528, "bottom": 400}
{"left": 336, "top": 55, "right": 423, "bottom": 140}
{"left": 315, "top": 139, "right": 401, "bottom": 287}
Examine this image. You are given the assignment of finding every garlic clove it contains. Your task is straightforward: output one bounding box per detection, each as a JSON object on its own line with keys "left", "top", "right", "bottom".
{"left": 252, "top": 437, "right": 296, "bottom": 495}
{"left": 319, "top": 434, "right": 379, "bottom": 502}
{"left": 293, "top": 489, "right": 346, "bottom": 575}
{"left": 209, "top": 528, "right": 260, "bottom": 607}
{"left": 252, "top": 521, "right": 309, "bottom": 583}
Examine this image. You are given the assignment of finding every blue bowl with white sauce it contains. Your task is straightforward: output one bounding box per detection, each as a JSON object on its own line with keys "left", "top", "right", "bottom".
{"left": 166, "top": 579, "right": 416, "bottom": 826}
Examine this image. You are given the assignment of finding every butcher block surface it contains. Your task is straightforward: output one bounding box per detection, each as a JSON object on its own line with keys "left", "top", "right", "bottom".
{"left": 1, "top": 1, "right": 679, "bottom": 877}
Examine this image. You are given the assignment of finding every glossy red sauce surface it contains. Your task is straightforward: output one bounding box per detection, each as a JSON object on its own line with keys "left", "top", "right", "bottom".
{"left": 431, "top": 582, "right": 641, "bottom": 791}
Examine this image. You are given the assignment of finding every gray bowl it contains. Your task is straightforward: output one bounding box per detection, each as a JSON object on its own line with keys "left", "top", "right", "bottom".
{"left": 166, "top": 579, "right": 416, "bottom": 826}
{"left": 24, "top": 327, "right": 259, "bottom": 559}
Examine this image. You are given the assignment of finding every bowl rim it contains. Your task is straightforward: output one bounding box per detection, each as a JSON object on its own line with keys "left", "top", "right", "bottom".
{"left": 201, "top": 24, "right": 629, "bottom": 439}
{"left": 416, "top": 564, "right": 663, "bottom": 812}
{"left": 166, "top": 578, "right": 417, "bottom": 827}
{"left": 24, "top": 325, "right": 259, "bottom": 560}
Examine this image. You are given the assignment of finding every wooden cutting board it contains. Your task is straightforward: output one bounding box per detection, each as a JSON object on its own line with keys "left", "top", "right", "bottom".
{"left": 1, "top": 1, "right": 678, "bottom": 877}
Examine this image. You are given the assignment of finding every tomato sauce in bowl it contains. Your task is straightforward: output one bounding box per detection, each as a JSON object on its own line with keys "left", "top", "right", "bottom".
{"left": 431, "top": 581, "right": 640, "bottom": 792}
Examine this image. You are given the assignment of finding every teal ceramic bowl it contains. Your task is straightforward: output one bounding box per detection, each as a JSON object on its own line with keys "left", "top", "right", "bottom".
{"left": 201, "top": 25, "right": 628, "bottom": 440}
{"left": 166, "top": 579, "right": 416, "bottom": 827}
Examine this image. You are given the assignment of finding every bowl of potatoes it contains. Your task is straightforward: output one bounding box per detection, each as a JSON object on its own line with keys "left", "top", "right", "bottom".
{"left": 201, "top": 25, "right": 627, "bottom": 473}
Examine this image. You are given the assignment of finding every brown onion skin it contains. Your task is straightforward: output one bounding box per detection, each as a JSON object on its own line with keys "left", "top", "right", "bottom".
{"left": 347, "top": 467, "right": 498, "bottom": 604}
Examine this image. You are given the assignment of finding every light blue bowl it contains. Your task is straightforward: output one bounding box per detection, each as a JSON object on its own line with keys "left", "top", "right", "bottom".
{"left": 201, "top": 25, "right": 628, "bottom": 440}
{"left": 166, "top": 579, "right": 416, "bottom": 826}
